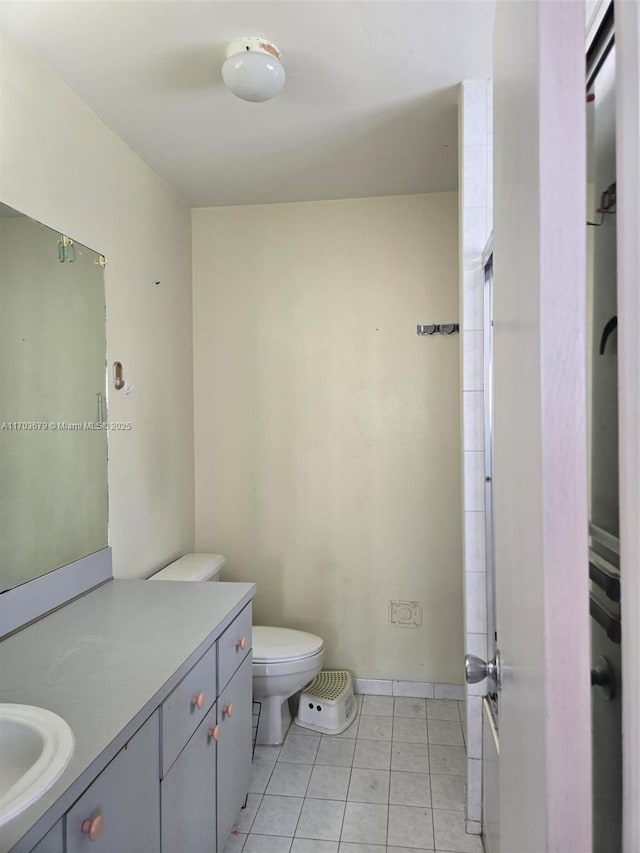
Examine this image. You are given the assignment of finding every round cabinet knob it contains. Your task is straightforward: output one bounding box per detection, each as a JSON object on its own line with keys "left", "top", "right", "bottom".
{"left": 81, "top": 815, "right": 104, "bottom": 842}
{"left": 236, "top": 637, "right": 247, "bottom": 652}
{"left": 223, "top": 703, "right": 234, "bottom": 719}
{"left": 191, "top": 691, "right": 205, "bottom": 709}
{"left": 208, "top": 725, "right": 220, "bottom": 741}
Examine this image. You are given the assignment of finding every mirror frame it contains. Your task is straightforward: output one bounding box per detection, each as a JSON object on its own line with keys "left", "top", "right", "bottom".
{"left": 0, "top": 548, "right": 112, "bottom": 638}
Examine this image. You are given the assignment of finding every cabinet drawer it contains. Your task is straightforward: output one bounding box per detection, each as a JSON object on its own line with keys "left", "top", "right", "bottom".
{"left": 218, "top": 603, "right": 252, "bottom": 692}
{"left": 161, "top": 642, "right": 217, "bottom": 776}
{"left": 66, "top": 711, "right": 160, "bottom": 853}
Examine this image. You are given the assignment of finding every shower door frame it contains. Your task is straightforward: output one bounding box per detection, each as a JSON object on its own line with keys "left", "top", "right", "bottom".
{"left": 482, "top": 239, "right": 498, "bottom": 723}
{"left": 614, "top": 1, "right": 640, "bottom": 849}
{"left": 587, "top": 3, "right": 640, "bottom": 847}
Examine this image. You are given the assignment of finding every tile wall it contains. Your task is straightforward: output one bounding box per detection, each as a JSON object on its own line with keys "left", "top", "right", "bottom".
{"left": 458, "top": 79, "right": 493, "bottom": 836}
{"left": 353, "top": 680, "right": 465, "bottom": 700}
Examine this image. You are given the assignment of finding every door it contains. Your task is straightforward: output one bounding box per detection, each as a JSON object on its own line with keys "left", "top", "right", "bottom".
{"left": 161, "top": 705, "right": 217, "bottom": 853}
{"left": 491, "top": 2, "right": 592, "bottom": 851}
{"left": 216, "top": 654, "right": 252, "bottom": 851}
{"left": 66, "top": 712, "right": 160, "bottom": 853}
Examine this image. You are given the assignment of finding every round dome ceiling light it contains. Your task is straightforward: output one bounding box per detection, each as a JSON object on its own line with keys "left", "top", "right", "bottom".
{"left": 222, "top": 37, "right": 285, "bottom": 103}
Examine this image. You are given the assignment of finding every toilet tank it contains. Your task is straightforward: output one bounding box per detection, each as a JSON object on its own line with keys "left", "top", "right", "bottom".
{"left": 149, "top": 553, "right": 226, "bottom": 582}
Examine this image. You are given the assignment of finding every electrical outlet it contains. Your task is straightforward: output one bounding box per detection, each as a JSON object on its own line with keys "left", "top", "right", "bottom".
{"left": 389, "top": 600, "right": 422, "bottom": 628}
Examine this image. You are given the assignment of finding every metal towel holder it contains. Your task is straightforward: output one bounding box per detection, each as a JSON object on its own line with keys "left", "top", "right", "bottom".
{"left": 416, "top": 323, "right": 460, "bottom": 336}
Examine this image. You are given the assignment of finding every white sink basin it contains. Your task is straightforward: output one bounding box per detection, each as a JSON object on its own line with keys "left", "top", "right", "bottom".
{"left": 0, "top": 705, "right": 74, "bottom": 826}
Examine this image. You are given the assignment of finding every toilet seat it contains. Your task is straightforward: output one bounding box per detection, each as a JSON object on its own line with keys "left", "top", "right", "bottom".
{"left": 253, "top": 626, "right": 323, "bottom": 664}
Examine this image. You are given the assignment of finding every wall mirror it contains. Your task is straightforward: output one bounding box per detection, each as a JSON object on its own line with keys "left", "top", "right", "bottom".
{"left": 0, "top": 202, "right": 109, "bottom": 604}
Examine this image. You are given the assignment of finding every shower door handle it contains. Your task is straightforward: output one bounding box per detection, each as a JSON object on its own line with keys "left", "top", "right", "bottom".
{"left": 465, "top": 650, "right": 501, "bottom": 691}
{"left": 591, "top": 655, "right": 616, "bottom": 700}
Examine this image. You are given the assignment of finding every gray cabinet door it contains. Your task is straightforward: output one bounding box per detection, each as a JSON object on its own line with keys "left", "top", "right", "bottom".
{"left": 66, "top": 711, "right": 160, "bottom": 853}
{"left": 161, "top": 704, "right": 217, "bottom": 853}
{"left": 216, "top": 654, "right": 252, "bottom": 851}
{"left": 31, "top": 821, "right": 63, "bottom": 853}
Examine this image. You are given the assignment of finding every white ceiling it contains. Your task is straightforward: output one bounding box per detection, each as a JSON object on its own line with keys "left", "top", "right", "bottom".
{"left": 0, "top": 1, "right": 494, "bottom": 207}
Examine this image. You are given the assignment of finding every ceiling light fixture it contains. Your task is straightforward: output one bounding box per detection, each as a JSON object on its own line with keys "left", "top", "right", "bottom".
{"left": 222, "top": 37, "right": 285, "bottom": 103}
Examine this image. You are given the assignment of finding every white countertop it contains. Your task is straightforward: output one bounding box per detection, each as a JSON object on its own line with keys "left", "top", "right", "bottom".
{"left": 0, "top": 579, "right": 256, "bottom": 853}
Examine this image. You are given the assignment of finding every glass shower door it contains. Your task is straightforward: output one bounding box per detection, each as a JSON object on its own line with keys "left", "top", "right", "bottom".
{"left": 586, "top": 6, "right": 622, "bottom": 848}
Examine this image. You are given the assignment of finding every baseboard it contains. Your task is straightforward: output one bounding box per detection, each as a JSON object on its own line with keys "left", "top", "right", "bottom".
{"left": 353, "top": 678, "right": 465, "bottom": 700}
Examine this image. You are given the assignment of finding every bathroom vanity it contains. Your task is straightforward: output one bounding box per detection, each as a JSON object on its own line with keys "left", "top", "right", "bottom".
{"left": 0, "top": 579, "right": 255, "bottom": 853}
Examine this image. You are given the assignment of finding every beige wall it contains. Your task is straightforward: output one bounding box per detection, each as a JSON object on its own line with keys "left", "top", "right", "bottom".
{"left": 193, "top": 194, "right": 463, "bottom": 683}
{"left": 0, "top": 27, "right": 195, "bottom": 578}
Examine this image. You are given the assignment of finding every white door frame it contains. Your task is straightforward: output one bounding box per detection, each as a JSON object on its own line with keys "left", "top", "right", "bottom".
{"left": 616, "top": 2, "right": 640, "bottom": 851}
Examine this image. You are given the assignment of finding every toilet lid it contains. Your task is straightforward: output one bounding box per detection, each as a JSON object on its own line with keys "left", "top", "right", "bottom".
{"left": 253, "top": 626, "right": 323, "bottom": 663}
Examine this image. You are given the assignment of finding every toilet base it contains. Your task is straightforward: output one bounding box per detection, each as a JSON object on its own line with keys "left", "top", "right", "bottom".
{"left": 255, "top": 694, "right": 292, "bottom": 746}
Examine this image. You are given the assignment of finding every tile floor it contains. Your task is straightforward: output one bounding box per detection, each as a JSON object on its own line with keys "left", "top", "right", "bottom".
{"left": 223, "top": 695, "right": 484, "bottom": 853}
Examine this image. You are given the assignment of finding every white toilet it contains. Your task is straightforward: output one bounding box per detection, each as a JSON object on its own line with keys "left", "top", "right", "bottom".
{"left": 150, "top": 553, "right": 324, "bottom": 746}
{"left": 252, "top": 625, "right": 324, "bottom": 745}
